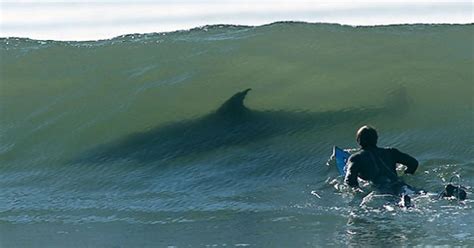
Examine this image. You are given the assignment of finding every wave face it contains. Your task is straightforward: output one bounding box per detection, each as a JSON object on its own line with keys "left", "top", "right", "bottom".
{"left": 1, "top": 23, "right": 473, "bottom": 246}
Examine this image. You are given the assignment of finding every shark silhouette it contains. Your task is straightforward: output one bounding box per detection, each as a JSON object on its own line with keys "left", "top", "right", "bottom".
{"left": 78, "top": 88, "right": 409, "bottom": 163}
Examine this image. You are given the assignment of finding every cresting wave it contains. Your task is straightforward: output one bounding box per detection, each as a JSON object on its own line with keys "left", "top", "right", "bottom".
{"left": 0, "top": 22, "right": 473, "bottom": 246}
{"left": 1, "top": 22, "right": 472, "bottom": 165}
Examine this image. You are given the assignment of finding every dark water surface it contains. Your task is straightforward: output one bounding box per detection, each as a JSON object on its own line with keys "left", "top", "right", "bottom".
{"left": 1, "top": 23, "right": 473, "bottom": 247}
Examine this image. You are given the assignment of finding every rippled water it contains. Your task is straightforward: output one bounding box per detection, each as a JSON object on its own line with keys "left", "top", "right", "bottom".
{"left": 0, "top": 22, "right": 473, "bottom": 246}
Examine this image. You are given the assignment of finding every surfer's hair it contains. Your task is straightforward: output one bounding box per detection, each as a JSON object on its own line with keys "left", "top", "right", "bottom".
{"left": 356, "top": 125, "right": 378, "bottom": 148}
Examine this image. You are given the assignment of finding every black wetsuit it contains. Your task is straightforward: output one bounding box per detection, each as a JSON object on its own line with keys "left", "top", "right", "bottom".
{"left": 344, "top": 147, "right": 418, "bottom": 195}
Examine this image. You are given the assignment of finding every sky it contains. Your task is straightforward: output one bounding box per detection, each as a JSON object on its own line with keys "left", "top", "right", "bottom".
{"left": 0, "top": 0, "right": 472, "bottom": 41}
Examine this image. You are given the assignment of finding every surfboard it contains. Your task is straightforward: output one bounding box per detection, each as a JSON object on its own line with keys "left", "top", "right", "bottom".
{"left": 333, "top": 146, "right": 351, "bottom": 176}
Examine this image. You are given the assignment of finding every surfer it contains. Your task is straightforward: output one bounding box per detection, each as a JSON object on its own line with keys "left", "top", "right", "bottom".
{"left": 344, "top": 125, "right": 419, "bottom": 206}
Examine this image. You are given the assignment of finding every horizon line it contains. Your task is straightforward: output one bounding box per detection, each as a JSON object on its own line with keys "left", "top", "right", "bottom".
{"left": 2, "top": 21, "right": 473, "bottom": 42}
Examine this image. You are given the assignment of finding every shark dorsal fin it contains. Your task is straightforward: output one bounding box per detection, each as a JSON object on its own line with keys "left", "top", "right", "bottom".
{"left": 216, "top": 88, "right": 252, "bottom": 116}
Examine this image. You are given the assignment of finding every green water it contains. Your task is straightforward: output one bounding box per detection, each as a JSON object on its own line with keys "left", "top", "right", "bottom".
{"left": 0, "top": 23, "right": 473, "bottom": 247}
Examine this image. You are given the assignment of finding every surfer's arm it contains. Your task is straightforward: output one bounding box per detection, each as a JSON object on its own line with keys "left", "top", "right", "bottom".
{"left": 392, "top": 148, "right": 418, "bottom": 174}
{"left": 344, "top": 156, "right": 360, "bottom": 188}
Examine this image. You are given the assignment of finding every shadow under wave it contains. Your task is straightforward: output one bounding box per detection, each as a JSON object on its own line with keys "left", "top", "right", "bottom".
{"left": 76, "top": 87, "right": 411, "bottom": 164}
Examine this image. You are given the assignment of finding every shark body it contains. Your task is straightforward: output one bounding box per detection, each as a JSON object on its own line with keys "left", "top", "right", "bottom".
{"left": 79, "top": 88, "right": 408, "bottom": 163}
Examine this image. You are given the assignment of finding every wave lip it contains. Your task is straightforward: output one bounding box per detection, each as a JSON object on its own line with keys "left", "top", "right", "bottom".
{"left": 1, "top": 0, "right": 473, "bottom": 41}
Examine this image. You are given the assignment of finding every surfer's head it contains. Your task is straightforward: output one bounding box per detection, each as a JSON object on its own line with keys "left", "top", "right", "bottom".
{"left": 356, "top": 125, "right": 378, "bottom": 149}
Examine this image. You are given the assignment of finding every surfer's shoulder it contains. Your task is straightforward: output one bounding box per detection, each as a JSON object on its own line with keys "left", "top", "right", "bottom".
{"left": 380, "top": 147, "right": 401, "bottom": 154}
{"left": 348, "top": 150, "right": 364, "bottom": 162}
